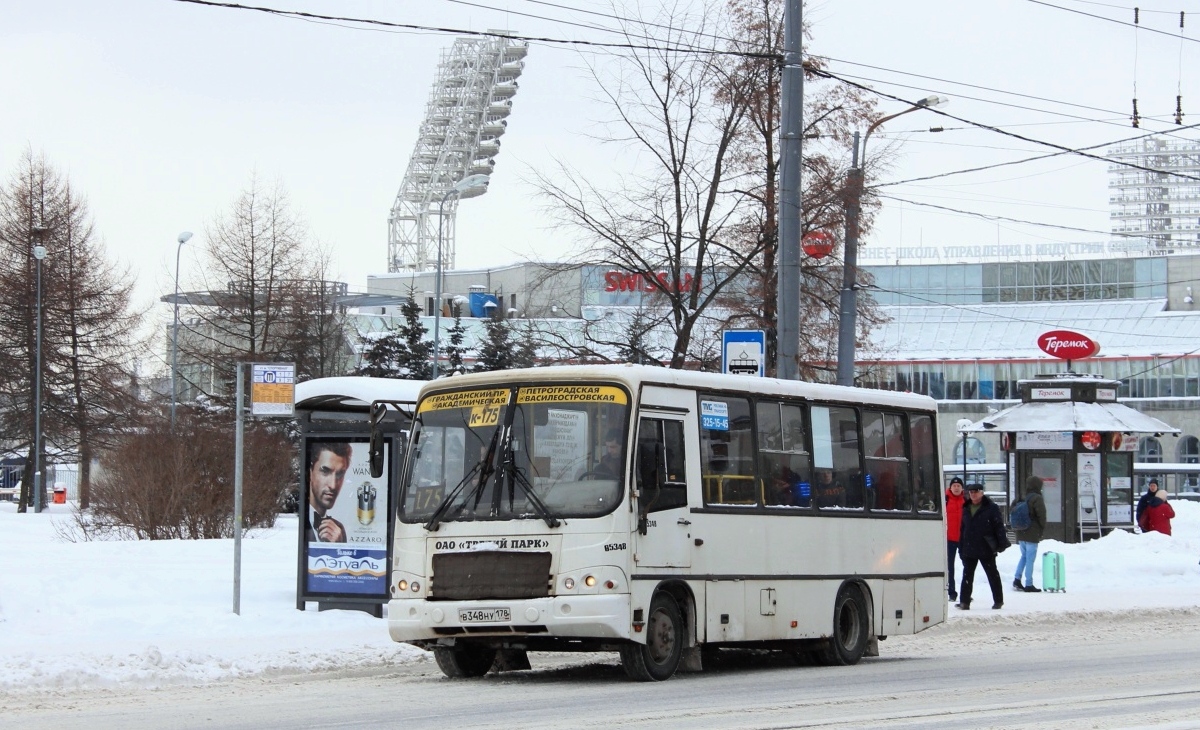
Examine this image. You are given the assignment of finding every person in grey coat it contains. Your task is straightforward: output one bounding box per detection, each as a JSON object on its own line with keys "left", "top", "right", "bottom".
{"left": 1012, "top": 475, "right": 1048, "bottom": 592}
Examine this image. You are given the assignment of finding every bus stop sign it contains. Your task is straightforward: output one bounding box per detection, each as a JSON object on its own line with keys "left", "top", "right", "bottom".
{"left": 721, "top": 330, "right": 766, "bottom": 377}
{"left": 251, "top": 363, "right": 295, "bottom": 416}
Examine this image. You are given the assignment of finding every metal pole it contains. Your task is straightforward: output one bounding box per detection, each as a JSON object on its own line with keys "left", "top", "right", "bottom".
{"left": 776, "top": 0, "right": 804, "bottom": 380}
{"left": 171, "top": 234, "right": 191, "bottom": 429}
{"left": 836, "top": 132, "right": 862, "bottom": 387}
{"left": 431, "top": 190, "right": 454, "bottom": 379}
{"left": 962, "top": 430, "right": 969, "bottom": 486}
{"left": 233, "top": 363, "right": 244, "bottom": 615}
{"left": 33, "top": 251, "right": 44, "bottom": 513}
{"left": 834, "top": 98, "right": 943, "bottom": 387}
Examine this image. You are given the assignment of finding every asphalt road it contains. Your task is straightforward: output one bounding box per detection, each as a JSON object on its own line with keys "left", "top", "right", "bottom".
{"left": 7, "top": 608, "right": 1200, "bottom": 730}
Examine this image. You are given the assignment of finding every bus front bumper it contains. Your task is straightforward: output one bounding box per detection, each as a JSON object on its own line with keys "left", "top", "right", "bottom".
{"left": 388, "top": 593, "right": 632, "bottom": 643}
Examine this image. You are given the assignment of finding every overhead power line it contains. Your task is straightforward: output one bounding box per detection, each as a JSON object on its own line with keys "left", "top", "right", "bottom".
{"left": 1027, "top": 0, "right": 1199, "bottom": 43}
{"left": 172, "top": 0, "right": 779, "bottom": 58}
{"left": 877, "top": 120, "right": 1200, "bottom": 188}
{"left": 813, "top": 67, "right": 1200, "bottom": 183}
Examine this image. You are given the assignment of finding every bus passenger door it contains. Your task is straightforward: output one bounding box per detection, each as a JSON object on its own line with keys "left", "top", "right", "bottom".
{"left": 633, "top": 416, "right": 692, "bottom": 568}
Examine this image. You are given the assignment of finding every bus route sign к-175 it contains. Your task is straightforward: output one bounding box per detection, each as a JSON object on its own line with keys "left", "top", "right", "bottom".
{"left": 251, "top": 363, "right": 295, "bottom": 417}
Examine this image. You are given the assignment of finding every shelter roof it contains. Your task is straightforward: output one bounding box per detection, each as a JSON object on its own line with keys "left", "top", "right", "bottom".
{"left": 959, "top": 400, "right": 1180, "bottom": 434}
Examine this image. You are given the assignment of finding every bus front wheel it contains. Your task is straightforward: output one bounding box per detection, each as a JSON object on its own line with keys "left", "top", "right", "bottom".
{"left": 819, "top": 584, "right": 869, "bottom": 666}
{"left": 620, "top": 593, "right": 684, "bottom": 681}
{"left": 433, "top": 643, "right": 497, "bottom": 678}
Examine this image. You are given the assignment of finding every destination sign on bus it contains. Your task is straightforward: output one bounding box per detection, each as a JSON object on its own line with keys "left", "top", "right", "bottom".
{"left": 517, "top": 385, "right": 628, "bottom": 405}
{"left": 418, "top": 389, "right": 508, "bottom": 413}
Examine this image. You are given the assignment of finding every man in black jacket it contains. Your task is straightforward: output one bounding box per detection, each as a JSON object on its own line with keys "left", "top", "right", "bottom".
{"left": 956, "top": 484, "right": 1007, "bottom": 610}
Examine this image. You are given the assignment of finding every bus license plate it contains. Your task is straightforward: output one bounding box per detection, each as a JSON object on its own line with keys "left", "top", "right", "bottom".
{"left": 458, "top": 607, "right": 510, "bottom": 623}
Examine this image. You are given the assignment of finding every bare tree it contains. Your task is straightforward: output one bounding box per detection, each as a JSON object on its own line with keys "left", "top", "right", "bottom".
{"left": 181, "top": 177, "right": 349, "bottom": 396}
{"left": 713, "top": 0, "right": 887, "bottom": 381}
{"left": 535, "top": 3, "right": 758, "bottom": 369}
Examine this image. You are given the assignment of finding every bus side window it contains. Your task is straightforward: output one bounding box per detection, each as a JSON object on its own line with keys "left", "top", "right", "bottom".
{"left": 637, "top": 418, "right": 688, "bottom": 513}
{"left": 910, "top": 413, "right": 941, "bottom": 514}
{"left": 811, "top": 405, "right": 863, "bottom": 511}
{"left": 699, "top": 395, "right": 756, "bottom": 505}
{"left": 863, "top": 411, "right": 913, "bottom": 513}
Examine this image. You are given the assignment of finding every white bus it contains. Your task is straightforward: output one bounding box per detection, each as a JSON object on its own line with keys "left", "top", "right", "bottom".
{"left": 383, "top": 365, "right": 946, "bottom": 681}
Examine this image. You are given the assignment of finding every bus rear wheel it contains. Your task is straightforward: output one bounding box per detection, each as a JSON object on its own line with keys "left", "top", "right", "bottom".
{"left": 819, "top": 584, "right": 869, "bottom": 666}
{"left": 433, "top": 643, "right": 497, "bottom": 678}
{"left": 620, "top": 593, "right": 684, "bottom": 681}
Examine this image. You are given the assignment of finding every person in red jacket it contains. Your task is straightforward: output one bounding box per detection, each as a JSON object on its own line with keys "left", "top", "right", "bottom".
{"left": 1139, "top": 489, "right": 1176, "bottom": 536}
{"left": 945, "top": 477, "right": 966, "bottom": 601}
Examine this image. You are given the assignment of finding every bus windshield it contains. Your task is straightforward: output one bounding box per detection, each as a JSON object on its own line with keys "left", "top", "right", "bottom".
{"left": 401, "top": 384, "right": 630, "bottom": 524}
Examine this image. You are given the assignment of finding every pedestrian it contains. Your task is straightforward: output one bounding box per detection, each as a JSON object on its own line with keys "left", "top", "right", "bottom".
{"left": 1136, "top": 478, "right": 1160, "bottom": 530}
{"left": 1139, "top": 489, "right": 1176, "bottom": 536}
{"left": 1012, "top": 475, "right": 1048, "bottom": 592}
{"left": 945, "top": 477, "right": 966, "bottom": 602}
{"left": 956, "top": 483, "right": 1008, "bottom": 610}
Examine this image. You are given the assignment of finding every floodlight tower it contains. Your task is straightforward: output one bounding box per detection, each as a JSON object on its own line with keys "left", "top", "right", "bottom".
{"left": 388, "top": 33, "right": 528, "bottom": 273}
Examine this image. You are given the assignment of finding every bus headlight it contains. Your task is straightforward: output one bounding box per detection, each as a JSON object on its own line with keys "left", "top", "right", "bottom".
{"left": 397, "top": 579, "right": 408, "bottom": 591}
{"left": 584, "top": 575, "right": 597, "bottom": 588}
{"left": 410, "top": 581, "right": 421, "bottom": 592}
{"left": 563, "top": 577, "right": 575, "bottom": 590}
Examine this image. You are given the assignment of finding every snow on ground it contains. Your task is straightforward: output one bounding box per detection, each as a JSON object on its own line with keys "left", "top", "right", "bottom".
{"left": 1, "top": 500, "right": 1198, "bottom": 694}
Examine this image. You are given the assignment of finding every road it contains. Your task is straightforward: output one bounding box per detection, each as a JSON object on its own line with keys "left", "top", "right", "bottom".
{"left": 6, "top": 608, "right": 1200, "bottom": 729}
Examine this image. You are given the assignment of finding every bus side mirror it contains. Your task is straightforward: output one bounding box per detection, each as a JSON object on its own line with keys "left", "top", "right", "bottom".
{"left": 368, "top": 402, "right": 387, "bottom": 479}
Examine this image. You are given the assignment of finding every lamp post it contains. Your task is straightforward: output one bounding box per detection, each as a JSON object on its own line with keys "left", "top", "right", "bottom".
{"left": 32, "top": 241, "right": 47, "bottom": 513}
{"left": 432, "top": 174, "right": 490, "bottom": 379}
{"left": 836, "top": 95, "right": 948, "bottom": 387}
{"left": 171, "top": 231, "right": 193, "bottom": 430}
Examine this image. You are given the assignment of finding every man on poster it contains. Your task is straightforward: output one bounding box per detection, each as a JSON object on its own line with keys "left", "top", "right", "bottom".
{"left": 307, "top": 442, "right": 351, "bottom": 543}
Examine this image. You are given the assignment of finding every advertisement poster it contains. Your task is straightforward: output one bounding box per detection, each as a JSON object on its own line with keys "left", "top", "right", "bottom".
{"left": 1077, "top": 452, "right": 1101, "bottom": 524}
{"left": 304, "top": 439, "right": 389, "bottom": 596}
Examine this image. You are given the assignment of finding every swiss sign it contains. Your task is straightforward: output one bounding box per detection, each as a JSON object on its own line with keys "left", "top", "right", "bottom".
{"left": 1037, "top": 330, "right": 1100, "bottom": 360}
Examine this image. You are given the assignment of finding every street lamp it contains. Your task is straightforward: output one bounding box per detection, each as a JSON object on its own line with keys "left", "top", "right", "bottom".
{"left": 171, "top": 231, "right": 193, "bottom": 430}
{"left": 32, "top": 240, "right": 47, "bottom": 513}
{"left": 431, "top": 174, "right": 490, "bottom": 379}
{"left": 836, "top": 95, "right": 948, "bottom": 387}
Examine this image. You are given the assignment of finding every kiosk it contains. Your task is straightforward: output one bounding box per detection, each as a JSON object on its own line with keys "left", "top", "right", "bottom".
{"left": 294, "top": 377, "right": 424, "bottom": 615}
{"left": 961, "top": 373, "right": 1178, "bottom": 543}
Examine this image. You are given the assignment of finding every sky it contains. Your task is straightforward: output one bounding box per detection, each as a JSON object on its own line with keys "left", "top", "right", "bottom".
{"left": 1, "top": 497, "right": 1199, "bottom": 692}
{"left": 3, "top": 0, "right": 1198, "bottom": 366}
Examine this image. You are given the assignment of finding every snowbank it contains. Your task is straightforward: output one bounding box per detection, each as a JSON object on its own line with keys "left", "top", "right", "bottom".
{"left": 0, "top": 500, "right": 1197, "bottom": 693}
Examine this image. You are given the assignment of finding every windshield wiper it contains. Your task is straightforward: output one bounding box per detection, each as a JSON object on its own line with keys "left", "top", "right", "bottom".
{"left": 424, "top": 430, "right": 501, "bottom": 532}
{"left": 501, "top": 450, "right": 561, "bottom": 529}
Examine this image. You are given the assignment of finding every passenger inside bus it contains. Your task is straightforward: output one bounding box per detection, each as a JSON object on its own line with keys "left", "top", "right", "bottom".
{"left": 814, "top": 469, "right": 846, "bottom": 508}
{"left": 764, "top": 455, "right": 812, "bottom": 507}
{"left": 591, "top": 428, "right": 623, "bottom": 479}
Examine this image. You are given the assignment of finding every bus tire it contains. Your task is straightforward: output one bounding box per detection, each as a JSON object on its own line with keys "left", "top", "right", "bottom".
{"left": 619, "top": 593, "right": 684, "bottom": 681}
{"left": 433, "top": 644, "right": 497, "bottom": 678}
{"left": 819, "top": 584, "right": 869, "bottom": 666}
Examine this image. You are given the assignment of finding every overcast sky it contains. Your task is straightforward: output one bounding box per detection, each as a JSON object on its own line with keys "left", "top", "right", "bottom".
{"left": 3, "top": 0, "right": 1197, "bottom": 367}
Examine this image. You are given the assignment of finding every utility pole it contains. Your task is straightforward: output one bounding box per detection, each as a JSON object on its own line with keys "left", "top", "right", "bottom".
{"left": 836, "top": 132, "right": 862, "bottom": 388}
{"left": 835, "top": 96, "right": 947, "bottom": 387}
{"left": 776, "top": 0, "right": 803, "bottom": 380}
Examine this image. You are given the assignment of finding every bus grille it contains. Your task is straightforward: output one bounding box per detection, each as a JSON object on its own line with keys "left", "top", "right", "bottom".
{"left": 431, "top": 551, "right": 552, "bottom": 600}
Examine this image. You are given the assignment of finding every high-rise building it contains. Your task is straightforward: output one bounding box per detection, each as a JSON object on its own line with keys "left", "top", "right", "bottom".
{"left": 1109, "top": 137, "right": 1200, "bottom": 249}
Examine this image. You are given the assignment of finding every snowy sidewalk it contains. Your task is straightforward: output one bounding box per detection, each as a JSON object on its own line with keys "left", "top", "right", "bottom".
{"left": 1, "top": 502, "right": 1197, "bottom": 693}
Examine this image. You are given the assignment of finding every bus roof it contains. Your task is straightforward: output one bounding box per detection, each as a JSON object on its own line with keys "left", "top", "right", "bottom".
{"left": 417, "top": 365, "right": 937, "bottom": 412}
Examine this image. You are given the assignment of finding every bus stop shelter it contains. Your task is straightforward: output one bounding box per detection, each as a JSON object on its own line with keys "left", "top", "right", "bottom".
{"left": 960, "top": 373, "right": 1178, "bottom": 543}
{"left": 294, "top": 377, "right": 424, "bottom": 615}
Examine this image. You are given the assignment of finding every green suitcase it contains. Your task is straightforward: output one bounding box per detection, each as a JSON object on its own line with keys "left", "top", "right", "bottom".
{"left": 1042, "top": 551, "right": 1065, "bottom": 593}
